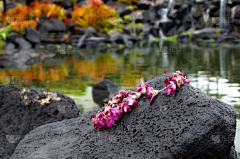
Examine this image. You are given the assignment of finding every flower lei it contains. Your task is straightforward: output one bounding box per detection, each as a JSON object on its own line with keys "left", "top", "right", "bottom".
{"left": 91, "top": 71, "right": 190, "bottom": 130}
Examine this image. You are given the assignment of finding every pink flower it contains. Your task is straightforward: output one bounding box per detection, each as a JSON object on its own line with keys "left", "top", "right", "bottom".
{"left": 162, "top": 70, "right": 190, "bottom": 96}
{"left": 108, "top": 90, "right": 129, "bottom": 107}
{"left": 144, "top": 85, "right": 159, "bottom": 104}
{"left": 136, "top": 82, "right": 148, "bottom": 94}
{"left": 164, "top": 71, "right": 168, "bottom": 74}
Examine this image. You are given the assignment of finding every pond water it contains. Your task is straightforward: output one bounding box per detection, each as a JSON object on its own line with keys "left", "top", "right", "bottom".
{"left": 0, "top": 41, "right": 240, "bottom": 155}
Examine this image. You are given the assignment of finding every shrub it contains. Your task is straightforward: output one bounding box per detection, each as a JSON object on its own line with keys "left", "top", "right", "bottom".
{"left": 30, "top": 1, "right": 66, "bottom": 21}
{"left": 71, "top": 0, "right": 123, "bottom": 34}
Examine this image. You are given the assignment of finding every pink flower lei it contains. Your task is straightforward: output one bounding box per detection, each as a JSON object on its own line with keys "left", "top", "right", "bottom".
{"left": 91, "top": 70, "right": 190, "bottom": 130}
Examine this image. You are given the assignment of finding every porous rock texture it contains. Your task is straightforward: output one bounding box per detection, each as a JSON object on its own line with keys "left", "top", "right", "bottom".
{"left": 11, "top": 74, "right": 237, "bottom": 159}
{"left": 0, "top": 85, "right": 80, "bottom": 159}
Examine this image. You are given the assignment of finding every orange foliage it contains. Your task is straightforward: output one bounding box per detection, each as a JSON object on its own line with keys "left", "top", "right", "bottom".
{"left": 11, "top": 20, "right": 37, "bottom": 32}
{"left": 1, "top": 1, "right": 66, "bottom": 33}
{"left": 71, "top": 0, "right": 122, "bottom": 34}
{"left": 3, "top": 5, "right": 30, "bottom": 25}
{"left": 30, "top": 0, "right": 66, "bottom": 20}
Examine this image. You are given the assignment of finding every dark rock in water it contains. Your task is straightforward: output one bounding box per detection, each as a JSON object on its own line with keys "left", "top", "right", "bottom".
{"left": 126, "top": 34, "right": 141, "bottom": 42}
{"left": 154, "top": 1, "right": 168, "bottom": 10}
{"left": 67, "top": 23, "right": 76, "bottom": 32}
{"left": 61, "top": 0, "right": 73, "bottom": 9}
{"left": 99, "top": 33, "right": 109, "bottom": 39}
{"left": 85, "top": 41, "right": 97, "bottom": 49}
{"left": 115, "top": 3, "right": 131, "bottom": 16}
{"left": 85, "top": 37, "right": 107, "bottom": 43}
{"left": 15, "top": 38, "right": 32, "bottom": 50}
{"left": 25, "top": 28, "right": 41, "bottom": 44}
{"left": 169, "top": 4, "right": 188, "bottom": 20}
{"left": 5, "top": 1, "right": 16, "bottom": 11}
{"left": 123, "top": 34, "right": 134, "bottom": 48}
{"left": 0, "top": 85, "right": 80, "bottom": 159}
{"left": 45, "top": 44, "right": 58, "bottom": 50}
{"left": 6, "top": 32, "right": 22, "bottom": 43}
{"left": 92, "top": 79, "right": 119, "bottom": 106}
{"left": 150, "top": 27, "right": 160, "bottom": 37}
{"left": 105, "top": 0, "right": 114, "bottom": 7}
{"left": 77, "top": 27, "right": 97, "bottom": 48}
{"left": 65, "top": 8, "right": 72, "bottom": 18}
{"left": 122, "top": 28, "right": 131, "bottom": 34}
{"left": 0, "top": 51, "right": 54, "bottom": 70}
{"left": 144, "top": 6, "right": 156, "bottom": 22}
{"left": 193, "top": 27, "right": 218, "bottom": 40}
{"left": 194, "top": 20, "right": 205, "bottom": 30}
{"left": 78, "top": 0, "right": 87, "bottom": 6}
{"left": 178, "top": 27, "right": 218, "bottom": 42}
{"left": 72, "top": 28, "right": 85, "bottom": 35}
{"left": 97, "top": 42, "right": 108, "bottom": 49}
{"left": 215, "top": 35, "right": 240, "bottom": 43}
{"left": 177, "top": 33, "right": 191, "bottom": 43}
{"left": 160, "top": 21, "right": 177, "bottom": 36}
{"left": 11, "top": 75, "right": 237, "bottom": 159}
{"left": 136, "top": 0, "right": 151, "bottom": 10}
{"left": 38, "top": 17, "right": 66, "bottom": 32}
{"left": 3, "top": 43, "right": 15, "bottom": 52}
{"left": 110, "top": 32, "right": 124, "bottom": 43}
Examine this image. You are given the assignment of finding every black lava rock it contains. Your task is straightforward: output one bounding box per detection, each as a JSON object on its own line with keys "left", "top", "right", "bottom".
{"left": 177, "top": 27, "right": 218, "bottom": 42}
{"left": 177, "top": 33, "right": 191, "bottom": 43}
{"left": 106, "top": 0, "right": 114, "bottom": 7}
{"left": 25, "top": 27, "right": 41, "bottom": 44}
{"left": 115, "top": 3, "right": 131, "bottom": 16}
{"left": 38, "top": 17, "right": 66, "bottom": 32}
{"left": 61, "top": 0, "right": 73, "bottom": 9}
{"left": 3, "top": 43, "right": 15, "bottom": 52}
{"left": 77, "top": 0, "right": 87, "bottom": 6}
{"left": 160, "top": 21, "right": 177, "bottom": 36}
{"left": 6, "top": 32, "right": 22, "bottom": 43}
{"left": 92, "top": 79, "right": 119, "bottom": 106}
{"left": 11, "top": 75, "right": 237, "bottom": 159}
{"left": 0, "top": 85, "right": 80, "bottom": 159}
{"left": 123, "top": 34, "right": 134, "bottom": 48}
{"left": 15, "top": 37, "right": 32, "bottom": 50}
{"left": 144, "top": 6, "right": 156, "bottom": 22}
{"left": 110, "top": 32, "right": 124, "bottom": 43}
{"left": 136, "top": 0, "right": 151, "bottom": 10}
{"left": 5, "top": 1, "right": 16, "bottom": 11}
{"left": 77, "top": 27, "right": 98, "bottom": 48}
{"left": 65, "top": 8, "right": 72, "bottom": 18}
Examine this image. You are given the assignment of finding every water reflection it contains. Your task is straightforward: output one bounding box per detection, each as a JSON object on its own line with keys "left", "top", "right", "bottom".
{"left": 0, "top": 41, "right": 239, "bottom": 153}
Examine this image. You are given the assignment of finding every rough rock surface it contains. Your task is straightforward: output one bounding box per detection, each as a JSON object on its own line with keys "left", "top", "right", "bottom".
{"left": 0, "top": 85, "right": 80, "bottom": 159}
{"left": 11, "top": 74, "right": 237, "bottom": 159}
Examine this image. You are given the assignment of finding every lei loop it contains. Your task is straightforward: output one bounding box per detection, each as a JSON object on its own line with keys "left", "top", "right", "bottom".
{"left": 91, "top": 70, "right": 190, "bottom": 130}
